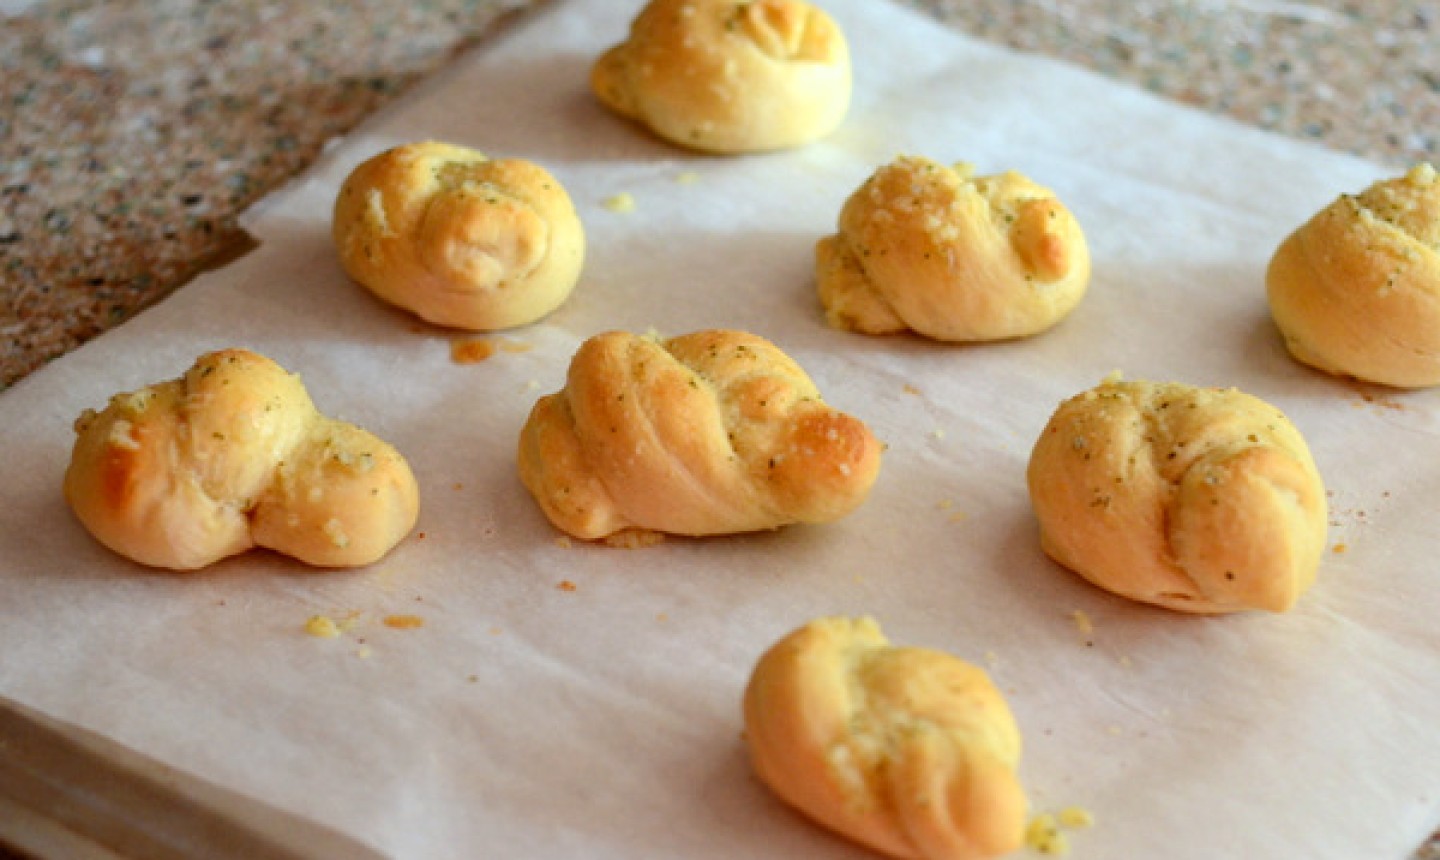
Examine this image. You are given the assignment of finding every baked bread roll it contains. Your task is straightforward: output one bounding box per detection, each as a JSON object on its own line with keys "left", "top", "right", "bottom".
{"left": 64, "top": 349, "right": 420, "bottom": 571}
{"left": 591, "top": 0, "right": 851, "bottom": 153}
{"left": 1026, "top": 377, "right": 1327, "bottom": 613}
{"left": 517, "top": 329, "right": 881, "bottom": 541}
{"left": 744, "top": 617, "right": 1027, "bottom": 860}
{"left": 333, "top": 141, "right": 584, "bottom": 331}
{"left": 1266, "top": 163, "right": 1440, "bottom": 388}
{"left": 816, "top": 156, "right": 1090, "bottom": 341}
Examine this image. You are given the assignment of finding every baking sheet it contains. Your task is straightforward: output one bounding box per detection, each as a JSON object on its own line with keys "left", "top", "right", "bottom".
{"left": 3, "top": 0, "right": 1439, "bottom": 857}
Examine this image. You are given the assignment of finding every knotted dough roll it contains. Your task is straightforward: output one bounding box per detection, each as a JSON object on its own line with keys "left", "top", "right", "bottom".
{"left": 744, "top": 617, "right": 1027, "bottom": 860}
{"left": 591, "top": 0, "right": 851, "bottom": 153}
{"left": 1266, "top": 163, "right": 1440, "bottom": 388}
{"left": 333, "top": 141, "right": 584, "bottom": 331}
{"left": 517, "top": 329, "right": 881, "bottom": 541}
{"left": 1026, "top": 377, "right": 1327, "bottom": 614}
{"left": 64, "top": 349, "right": 419, "bottom": 571}
{"left": 817, "top": 156, "right": 1090, "bottom": 341}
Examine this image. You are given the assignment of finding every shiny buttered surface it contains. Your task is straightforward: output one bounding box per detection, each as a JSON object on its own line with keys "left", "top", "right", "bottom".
{"left": 1266, "top": 163, "right": 1440, "bottom": 388}
{"left": 517, "top": 329, "right": 881, "bottom": 541}
{"left": 591, "top": 0, "right": 851, "bottom": 153}
{"left": 1027, "top": 377, "right": 1327, "bottom": 613}
{"left": 333, "top": 141, "right": 584, "bottom": 331}
{"left": 64, "top": 349, "right": 419, "bottom": 571}
{"left": 744, "top": 617, "right": 1027, "bottom": 860}
{"left": 817, "top": 156, "right": 1090, "bottom": 341}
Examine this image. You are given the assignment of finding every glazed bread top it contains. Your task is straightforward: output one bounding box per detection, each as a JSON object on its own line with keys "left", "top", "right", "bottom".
{"left": 517, "top": 329, "right": 881, "bottom": 541}
{"left": 1027, "top": 377, "right": 1327, "bottom": 613}
{"left": 591, "top": 0, "right": 851, "bottom": 153}
{"left": 64, "top": 349, "right": 419, "bottom": 571}
{"left": 333, "top": 141, "right": 585, "bottom": 331}
{"left": 1266, "top": 163, "right": 1440, "bottom": 387}
{"left": 817, "top": 156, "right": 1089, "bottom": 341}
{"left": 744, "top": 616, "right": 1027, "bottom": 860}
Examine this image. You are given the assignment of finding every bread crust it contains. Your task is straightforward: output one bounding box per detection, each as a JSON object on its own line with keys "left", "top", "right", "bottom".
{"left": 517, "top": 329, "right": 881, "bottom": 541}
{"left": 817, "top": 157, "right": 1089, "bottom": 341}
{"left": 333, "top": 141, "right": 584, "bottom": 331}
{"left": 64, "top": 349, "right": 419, "bottom": 570}
{"left": 591, "top": 0, "right": 851, "bottom": 153}
{"left": 1026, "top": 377, "right": 1327, "bottom": 613}
{"left": 743, "top": 617, "right": 1027, "bottom": 860}
{"left": 1266, "top": 163, "right": 1440, "bottom": 388}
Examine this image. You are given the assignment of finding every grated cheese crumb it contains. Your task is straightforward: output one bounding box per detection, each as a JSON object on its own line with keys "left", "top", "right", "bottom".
{"left": 323, "top": 518, "right": 350, "bottom": 548}
{"left": 603, "top": 192, "right": 636, "bottom": 213}
{"left": 108, "top": 419, "right": 141, "bottom": 450}
{"left": 1025, "top": 813, "right": 1069, "bottom": 855}
{"left": 1058, "top": 807, "right": 1094, "bottom": 830}
{"left": 305, "top": 615, "right": 341, "bottom": 638}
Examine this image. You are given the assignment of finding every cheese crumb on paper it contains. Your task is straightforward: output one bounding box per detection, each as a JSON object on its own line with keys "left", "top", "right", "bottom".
{"left": 305, "top": 615, "right": 341, "bottom": 638}
{"left": 603, "top": 192, "right": 636, "bottom": 213}
{"left": 383, "top": 614, "right": 425, "bottom": 630}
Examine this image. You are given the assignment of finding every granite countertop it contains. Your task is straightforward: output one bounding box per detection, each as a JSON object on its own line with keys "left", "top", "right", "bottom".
{"left": 1, "top": 0, "right": 1436, "bottom": 854}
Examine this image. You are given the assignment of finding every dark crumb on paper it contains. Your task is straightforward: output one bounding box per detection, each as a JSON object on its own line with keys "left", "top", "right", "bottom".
{"left": 451, "top": 337, "right": 497, "bottom": 364}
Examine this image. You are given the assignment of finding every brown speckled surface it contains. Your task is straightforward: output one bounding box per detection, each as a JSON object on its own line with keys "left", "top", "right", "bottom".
{"left": 0, "top": 0, "right": 535, "bottom": 390}
{"left": 1, "top": 0, "right": 1437, "bottom": 854}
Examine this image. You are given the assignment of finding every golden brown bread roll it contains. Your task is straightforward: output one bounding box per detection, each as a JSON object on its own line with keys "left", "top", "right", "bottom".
{"left": 744, "top": 617, "right": 1027, "bottom": 860}
{"left": 64, "top": 349, "right": 420, "bottom": 571}
{"left": 591, "top": 0, "right": 851, "bottom": 153}
{"left": 333, "top": 141, "right": 584, "bottom": 331}
{"left": 1026, "top": 376, "right": 1327, "bottom": 613}
{"left": 817, "top": 157, "right": 1090, "bottom": 341}
{"left": 517, "top": 329, "right": 881, "bottom": 541}
{"left": 1266, "top": 163, "right": 1440, "bottom": 388}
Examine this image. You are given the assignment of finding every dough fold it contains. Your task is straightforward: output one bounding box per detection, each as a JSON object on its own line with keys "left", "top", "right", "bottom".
{"left": 744, "top": 617, "right": 1027, "bottom": 860}
{"left": 333, "top": 141, "right": 584, "bottom": 331}
{"left": 517, "top": 329, "right": 881, "bottom": 541}
{"left": 65, "top": 349, "right": 419, "bottom": 570}
{"left": 1026, "top": 377, "right": 1327, "bottom": 613}
{"left": 591, "top": 0, "right": 851, "bottom": 153}
{"left": 817, "top": 157, "right": 1089, "bottom": 341}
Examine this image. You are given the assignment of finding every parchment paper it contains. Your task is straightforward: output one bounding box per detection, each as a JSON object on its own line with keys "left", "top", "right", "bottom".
{"left": 2, "top": 0, "right": 1438, "bottom": 857}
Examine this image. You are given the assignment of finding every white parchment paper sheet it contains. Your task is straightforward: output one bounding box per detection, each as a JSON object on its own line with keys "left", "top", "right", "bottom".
{"left": 2, "top": 0, "right": 1438, "bottom": 857}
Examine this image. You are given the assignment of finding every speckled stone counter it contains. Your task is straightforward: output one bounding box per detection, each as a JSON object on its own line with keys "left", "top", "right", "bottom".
{"left": 1, "top": 0, "right": 1437, "bottom": 854}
